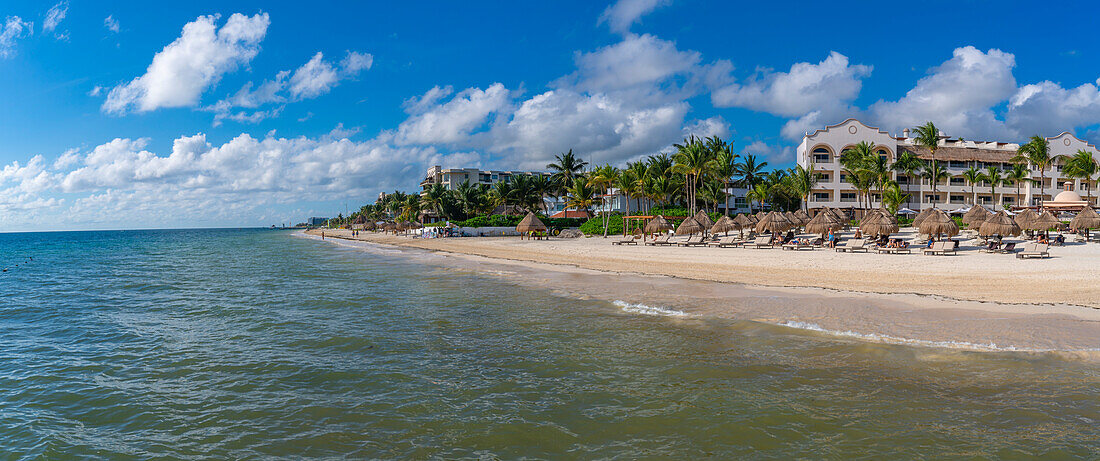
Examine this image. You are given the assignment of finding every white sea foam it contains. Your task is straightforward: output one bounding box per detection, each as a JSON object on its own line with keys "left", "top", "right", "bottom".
{"left": 776, "top": 320, "right": 1056, "bottom": 352}
{"left": 613, "top": 300, "right": 689, "bottom": 317}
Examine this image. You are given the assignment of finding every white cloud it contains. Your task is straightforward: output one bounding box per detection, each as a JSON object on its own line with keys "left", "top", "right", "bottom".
{"left": 104, "top": 15, "right": 120, "bottom": 33}
{"left": 741, "top": 140, "right": 793, "bottom": 164}
{"left": 340, "top": 50, "right": 373, "bottom": 75}
{"left": 395, "top": 83, "right": 511, "bottom": 145}
{"left": 53, "top": 148, "right": 81, "bottom": 169}
{"left": 867, "top": 46, "right": 1016, "bottom": 140}
{"left": 102, "top": 13, "right": 270, "bottom": 114}
{"left": 402, "top": 85, "right": 454, "bottom": 114}
{"left": 43, "top": 2, "right": 67, "bottom": 37}
{"left": 562, "top": 33, "right": 700, "bottom": 96}
{"left": 682, "top": 116, "right": 729, "bottom": 139}
{"left": 598, "top": 0, "right": 669, "bottom": 34}
{"left": 1006, "top": 80, "right": 1100, "bottom": 138}
{"left": 0, "top": 16, "right": 32, "bottom": 58}
{"left": 289, "top": 52, "right": 339, "bottom": 100}
{"left": 712, "top": 51, "right": 871, "bottom": 118}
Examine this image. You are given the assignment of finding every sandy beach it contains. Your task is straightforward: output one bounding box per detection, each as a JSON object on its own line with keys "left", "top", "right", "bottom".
{"left": 306, "top": 228, "right": 1100, "bottom": 351}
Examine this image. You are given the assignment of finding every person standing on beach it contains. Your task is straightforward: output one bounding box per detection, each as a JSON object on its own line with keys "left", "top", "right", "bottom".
{"left": 322, "top": 231, "right": 325, "bottom": 240}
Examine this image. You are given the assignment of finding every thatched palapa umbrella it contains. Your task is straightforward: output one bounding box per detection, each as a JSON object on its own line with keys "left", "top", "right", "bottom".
{"left": 515, "top": 212, "right": 547, "bottom": 234}
{"left": 912, "top": 207, "right": 935, "bottom": 228}
{"left": 1026, "top": 211, "right": 1061, "bottom": 232}
{"left": 732, "top": 213, "right": 753, "bottom": 237}
{"left": 804, "top": 208, "right": 844, "bottom": 236}
{"left": 1014, "top": 208, "right": 1038, "bottom": 229}
{"left": 710, "top": 215, "right": 739, "bottom": 235}
{"left": 675, "top": 216, "right": 705, "bottom": 235}
{"left": 860, "top": 209, "right": 899, "bottom": 237}
{"left": 645, "top": 215, "right": 674, "bottom": 234}
{"left": 784, "top": 211, "right": 803, "bottom": 228}
{"left": 755, "top": 211, "right": 792, "bottom": 234}
{"left": 755, "top": 211, "right": 768, "bottom": 221}
{"left": 961, "top": 206, "right": 990, "bottom": 228}
{"left": 1071, "top": 207, "right": 1100, "bottom": 236}
{"left": 978, "top": 211, "right": 1021, "bottom": 238}
{"left": 363, "top": 221, "right": 376, "bottom": 231}
{"left": 794, "top": 209, "right": 811, "bottom": 226}
{"left": 918, "top": 209, "right": 959, "bottom": 238}
{"left": 692, "top": 210, "right": 715, "bottom": 232}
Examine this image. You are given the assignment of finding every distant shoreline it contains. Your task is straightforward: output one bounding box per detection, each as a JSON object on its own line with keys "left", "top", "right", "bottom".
{"left": 304, "top": 228, "right": 1100, "bottom": 352}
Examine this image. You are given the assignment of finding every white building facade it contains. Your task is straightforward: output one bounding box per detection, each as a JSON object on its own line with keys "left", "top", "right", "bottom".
{"left": 795, "top": 119, "right": 1100, "bottom": 211}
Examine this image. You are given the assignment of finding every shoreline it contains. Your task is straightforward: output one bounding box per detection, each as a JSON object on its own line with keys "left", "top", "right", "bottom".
{"left": 304, "top": 229, "right": 1100, "bottom": 352}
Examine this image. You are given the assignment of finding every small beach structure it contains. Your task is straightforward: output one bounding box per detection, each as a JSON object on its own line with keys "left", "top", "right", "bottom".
{"left": 805, "top": 207, "right": 844, "bottom": 237}
{"left": 1014, "top": 208, "right": 1038, "bottom": 229}
{"left": 692, "top": 211, "right": 715, "bottom": 234}
{"left": 675, "top": 216, "right": 705, "bottom": 235}
{"left": 978, "top": 211, "right": 1022, "bottom": 238}
{"left": 961, "top": 206, "right": 990, "bottom": 228}
{"left": 644, "top": 215, "right": 674, "bottom": 235}
{"left": 1026, "top": 211, "right": 1062, "bottom": 233}
{"left": 755, "top": 211, "right": 792, "bottom": 234}
{"left": 918, "top": 209, "right": 959, "bottom": 238}
{"left": 860, "top": 209, "right": 899, "bottom": 237}
{"left": 710, "top": 215, "right": 739, "bottom": 235}
{"left": 1070, "top": 207, "right": 1100, "bottom": 237}
{"left": 912, "top": 207, "right": 935, "bottom": 228}
{"left": 515, "top": 212, "right": 547, "bottom": 235}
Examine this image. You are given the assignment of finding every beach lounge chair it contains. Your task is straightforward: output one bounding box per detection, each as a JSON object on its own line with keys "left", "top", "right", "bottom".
{"left": 922, "top": 241, "right": 957, "bottom": 256}
{"left": 745, "top": 235, "right": 774, "bottom": 249}
{"left": 1016, "top": 243, "right": 1050, "bottom": 259}
{"left": 781, "top": 240, "right": 815, "bottom": 250}
{"left": 708, "top": 235, "right": 740, "bottom": 248}
{"left": 834, "top": 238, "right": 867, "bottom": 253}
{"left": 677, "top": 235, "right": 707, "bottom": 247}
{"left": 979, "top": 241, "right": 1001, "bottom": 253}
{"left": 876, "top": 242, "right": 911, "bottom": 254}
{"left": 612, "top": 235, "right": 638, "bottom": 245}
{"left": 996, "top": 242, "right": 1017, "bottom": 254}
{"left": 644, "top": 234, "right": 672, "bottom": 246}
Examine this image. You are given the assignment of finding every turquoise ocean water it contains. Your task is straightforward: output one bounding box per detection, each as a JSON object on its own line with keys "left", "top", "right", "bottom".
{"left": 1, "top": 228, "right": 1098, "bottom": 458}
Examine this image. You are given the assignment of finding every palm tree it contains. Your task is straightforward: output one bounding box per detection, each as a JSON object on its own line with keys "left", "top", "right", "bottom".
{"left": 565, "top": 180, "right": 596, "bottom": 217}
{"left": 838, "top": 141, "right": 881, "bottom": 211}
{"left": 1012, "top": 135, "right": 1052, "bottom": 207}
{"left": 962, "top": 166, "right": 983, "bottom": 205}
{"left": 1063, "top": 149, "right": 1099, "bottom": 203}
{"left": 912, "top": 121, "right": 942, "bottom": 208}
{"left": 671, "top": 136, "right": 716, "bottom": 215}
{"left": 920, "top": 161, "right": 948, "bottom": 207}
{"left": 1005, "top": 163, "right": 1031, "bottom": 210}
{"left": 587, "top": 164, "right": 620, "bottom": 236}
{"left": 982, "top": 166, "right": 1004, "bottom": 209}
{"left": 892, "top": 151, "right": 923, "bottom": 209}
{"left": 547, "top": 149, "right": 588, "bottom": 196}
{"left": 747, "top": 183, "right": 769, "bottom": 213}
{"left": 711, "top": 143, "right": 738, "bottom": 215}
{"left": 734, "top": 154, "right": 768, "bottom": 191}
{"left": 489, "top": 180, "right": 515, "bottom": 213}
{"left": 420, "top": 183, "right": 451, "bottom": 220}
{"left": 790, "top": 162, "right": 818, "bottom": 211}
{"left": 402, "top": 194, "right": 422, "bottom": 223}
{"left": 616, "top": 168, "right": 638, "bottom": 221}
{"left": 881, "top": 181, "right": 910, "bottom": 215}
{"left": 527, "top": 174, "right": 552, "bottom": 214}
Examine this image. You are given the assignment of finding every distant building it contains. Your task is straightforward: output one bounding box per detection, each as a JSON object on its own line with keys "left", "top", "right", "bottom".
{"left": 307, "top": 217, "right": 328, "bottom": 226}
{"left": 420, "top": 165, "right": 552, "bottom": 191}
{"left": 796, "top": 119, "right": 1100, "bottom": 211}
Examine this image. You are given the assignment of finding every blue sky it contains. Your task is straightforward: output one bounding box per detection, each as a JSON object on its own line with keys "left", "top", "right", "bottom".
{"left": 3, "top": 0, "right": 1100, "bottom": 230}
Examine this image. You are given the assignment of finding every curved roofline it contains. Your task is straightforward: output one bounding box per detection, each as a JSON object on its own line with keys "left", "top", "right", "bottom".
{"left": 804, "top": 118, "right": 893, "bottom": 139}
{"left": 1046, "top": 131, "right": 1099, "bottom": 151}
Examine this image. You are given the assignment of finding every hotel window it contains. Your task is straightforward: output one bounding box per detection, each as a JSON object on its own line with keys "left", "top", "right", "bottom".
{"left": 840, "top": 193, "right": 857, "bottom": 202}
{"left": 870, "top": 193, "right": 882, "bottom": 202}
{"left": 1002, "top": 196, "right": 1015, "bottom": 204}
{"left": 812, "top": 192, "right": 830, "bottom": 202}
{"left": 812, "top": 147, "right": 831, "bottom": 163}
{"left": 925, "top": 194, "right": 941, "bottom": 202}
{"left": 948, "top": 161, "right": 967, "bottom": 168}
{"left": 734, "top": 197, "right": 747, "bottom": 206}
{"left": 896, "top": 175, "right": 910, "bottom": 185}
{"left": 876, "top": 150, "right": 889, "bottom": 161}
{"left": 949, "top": 195, "right": 966, "bottom": 203}
{"left": 978, "top": 196, "right": 992, "bottom": 204}
{"left": 950, "top": 177, "right": 965, "bottom": 186}
{"left": 815, "top": 172, "right": 830, "bottom": 181}
{"left": 839, "top": 174, "right": 850, "bottom": 184}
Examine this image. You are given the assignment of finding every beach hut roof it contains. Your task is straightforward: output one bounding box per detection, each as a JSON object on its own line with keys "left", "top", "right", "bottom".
{"left": 1071, "top": 207, "right": 1100, "bottom": 231}
{"left": 805, "top": 209, "right": 844, "bottom": 235}
{"left": 675, "top": 216, "right": 705, "bottom": 235}
{"left": 1026, "top": 211, "right": 1062, "bottom": 231}
{"left": 783, "top": 211, "right": 804, "bottom": 226}
{"left": 644, "top": 215, "right": 674, "bottom": 233}
{"left": 795, "top": 209, "right": 811, "bottom": 223}
{"left": 860, "top": 209, "right": 899, "bottom": 236}
{"left": 917, "top": 209, "right": 959, "bottom": 237}
{"left": 1014, "top": 208, "right": 1038, "bottom": 228}
{"left": 912, "top": 207, "right": 935, "bottom": 227}
{"left": 962, "top": 205, "right": 990, "bottom": 227}
{"left": 710, "top": 215, "right": 739, "bottom": 234}
{"left": 978, "top": 211, "right": 1021, "bottom": 237}
{"left": 692, "top": 210, "right": 715, "bottom": 230}
{"left": 515, "top": 212, "right": 547, "bottom": 233}
{"left": 755, "top": 211, "right": 792, "bottom": 233}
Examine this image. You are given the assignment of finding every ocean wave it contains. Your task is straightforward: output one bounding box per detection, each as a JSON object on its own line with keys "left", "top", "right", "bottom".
{"left": 613, "top": 300, "right": 689, "bottom": 317}
{"left": 775, "top": 320, "right": 1086, "bottom": 353}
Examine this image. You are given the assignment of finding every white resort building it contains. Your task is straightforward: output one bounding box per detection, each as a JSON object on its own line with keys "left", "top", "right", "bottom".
{"left": 796, "top": 119, "right": 1100, "bottom": 212}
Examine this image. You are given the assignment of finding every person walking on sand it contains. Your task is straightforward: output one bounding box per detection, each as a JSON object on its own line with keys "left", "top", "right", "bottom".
{"left": 322, "top": 230, "right": 325, "bottom": 240}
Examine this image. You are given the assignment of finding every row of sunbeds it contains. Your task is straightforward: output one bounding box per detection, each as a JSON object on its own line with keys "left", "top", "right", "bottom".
{"left": 613, "top": 234, "right": 1051, "bottom": 258}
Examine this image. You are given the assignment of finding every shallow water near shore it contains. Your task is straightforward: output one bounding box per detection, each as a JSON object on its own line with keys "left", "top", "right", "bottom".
{"left": 2, "top": 229, "right": 1100, "bottom": 457}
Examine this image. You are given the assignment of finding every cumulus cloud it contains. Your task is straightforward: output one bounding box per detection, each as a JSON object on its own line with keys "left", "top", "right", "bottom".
{"left": 562, "top": 33, "right": 700, "bottom": 97}
{"left": 0, "top": 16, "right": 32, "bottom": 58}
{"left": 395, "top": 83, "right": 511, "bottom": 145}
{"left": 43, "top": 2, "right": 67, "bottom": 38}
{"left": 104, "top": 15, "right": 120, "bottom": 33}
{"left": 598, "top": 0, "right": 669, "bottom": 34}
{"left": 867, "top": 46, "right": 1017, "bottom": 140}
{"left": 102, "top": 13, "right": 270, "bottom": 114}
{"left": 741, "top": 140, "right": 793, "bottom": 163}
{"left": 209, "top": 50, "right": 372, "bottom": 124}
{"left": 1006, "top": 79, "right": 1100, "bottom": 138}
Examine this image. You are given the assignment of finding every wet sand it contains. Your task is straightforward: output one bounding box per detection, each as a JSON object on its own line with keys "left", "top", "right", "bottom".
{"left": 305, "top": 229, "right": 1100, "bottom": 352}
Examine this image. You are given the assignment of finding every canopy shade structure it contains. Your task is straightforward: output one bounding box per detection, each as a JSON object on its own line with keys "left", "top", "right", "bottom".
{"left": 692, "top": 210, "right": 715, "bottom": 230}
{"left": 710, "top": 215, "right": 739, "bottom": 234}
{"left": 644, "top": 215, "right": 674, "bottom": 234}
{"left": 978, "top": 211, "right": 1022, "bottom": 237}
{"left": 675, "top": 216, "right": 705, "bottom": 235}
{"left": 1026, "top": 211, "right": 1061, "bottom": 231}
{"left": 1071, "top": 207, "right": 1100, "bottom": 231}
{"left": 515, "top": 212, "right": 547, "bottom": 233}
{"left": 805, "top": 208, "right": 844, "bottom": 235}
{"left": 859, "top": 209, "right": 899, "bottom": 236}
{"left": 918, "top": 209, "right": 959, "bottom": 237}
{"left": 755, "top": 211, "right": 793, "bottom": 234}
{"left": 961, "top": 206, "right": 991, "bottom": 228}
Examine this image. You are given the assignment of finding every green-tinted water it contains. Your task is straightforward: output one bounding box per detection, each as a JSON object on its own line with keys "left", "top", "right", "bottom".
{"left": 1, "top": 229, "right": 1097, "bottom": 458}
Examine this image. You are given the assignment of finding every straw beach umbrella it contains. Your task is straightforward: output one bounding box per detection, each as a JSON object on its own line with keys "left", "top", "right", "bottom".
{"left": 860, "top": 209, "right": 899, "bottom": 237}
{"left": 1014, "top": 208, "right": 1038, "bottom": 229}
{"left": 978, "top": 211, "right": 1021, "bottom": 238}
{"left": 710, "top": 215, "right": 739, "bottom": 235}
{"left": 515, "top": 212, "right": 547, "bottom": 234}
{"left": 794, "top": 209, "right": 811, "bottom": 226}
{"left": 804, "top": 208, "right": 844, "bottom": 236}
{"left": 645, "top": 215, "right": 674, "bottom": 234}
{"left": 692, "top": 210, "right": 715, "bottom": 231}
{"left": 912, "top": 207, "right": 934, "bottom": 228}
{"left": 1071, "top": 207, "right": 1100, "bottom": 236}
{"left": 755, "top": 211, "right": 792, "bottom": 234}
{"left": 918, "top": 209, "right": 959, "bottom": 238}
{"left": 732, "top": 213, "right": 753, "bottom": 237}
{"left": 1026, "top": 211, "right": 1061, "bottom": 232}
{"left": 961, "top": 206, "right": 990, "bottom": 228}
{"left": 675, "top": 216, "right": 705, "bottom": 235}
